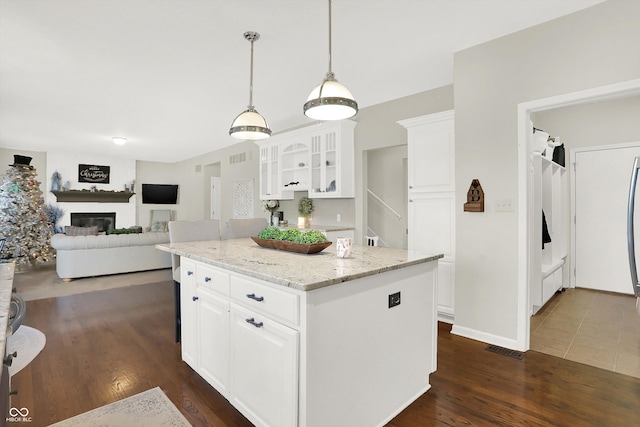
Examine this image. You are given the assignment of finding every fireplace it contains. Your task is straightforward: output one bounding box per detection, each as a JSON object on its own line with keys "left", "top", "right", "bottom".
{"left": 71, "top": 212, "right": 116, "bottom": 233}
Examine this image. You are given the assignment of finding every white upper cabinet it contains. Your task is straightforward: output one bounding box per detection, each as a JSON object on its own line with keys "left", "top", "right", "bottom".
{"left": 404, "top": 111, "right": 455, "bottom": 193}
{"left": 259, "top": 141, "right": 281, "bottom": 200}
{"left": 308, "top": 120, "right": 356, "bottom": 198}
{"left": 258, "top": 120, "right": 356, "bottom": 200}
{"left": 280, "top": 140, "right": 311, "bottom": 194}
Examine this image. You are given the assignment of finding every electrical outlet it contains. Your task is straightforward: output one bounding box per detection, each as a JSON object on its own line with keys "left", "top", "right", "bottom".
{"left": 495, "top": 199, "right": 514, "bottom": 212}
{"left": 336, "top": 213, "right": 341, "bottom": 222}
{"left": 388, "top": 292, "right": 401, "bottom": 308}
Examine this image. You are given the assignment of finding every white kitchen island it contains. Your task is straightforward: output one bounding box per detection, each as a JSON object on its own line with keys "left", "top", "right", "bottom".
{"left": 157, "top": 238, "right": 442, "bottom": 427}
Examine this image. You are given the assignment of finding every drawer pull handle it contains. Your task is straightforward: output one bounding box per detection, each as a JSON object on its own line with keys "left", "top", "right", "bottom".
{"left": 187, "top": 271, "right": 194, "bottom": 276}
{"left": 246, "top": 318, "right": 263, "bottom": 328}
{"left": 246, "top": 293, "right": 264, "bottom": 302}
{"left": 192, "top": 296, "right": 199, "bottom": 301}
{"left": 204, "top": 277, "right": 212, "bottom": 283}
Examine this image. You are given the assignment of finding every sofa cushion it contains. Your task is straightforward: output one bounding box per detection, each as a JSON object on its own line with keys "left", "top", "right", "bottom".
{"left": 51, "top": 232, "right": 170, "bottom": 250}
{"left": 65, "top": 225, "right": 99, "bottom": 236}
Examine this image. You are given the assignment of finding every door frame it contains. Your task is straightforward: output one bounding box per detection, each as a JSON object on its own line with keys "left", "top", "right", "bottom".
{"left": 516, "top": 79, "right": 640, "bottom": 351}
{"left": 570, "top": 142, "right": 640, "bottom": 288}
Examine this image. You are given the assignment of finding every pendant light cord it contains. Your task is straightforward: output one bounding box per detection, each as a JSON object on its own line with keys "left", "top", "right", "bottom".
{"left": 327, "top": 0, "right": 332, "bottom": 75}
{"left": 248, "top": 36, "right": 255, "bottom": 108}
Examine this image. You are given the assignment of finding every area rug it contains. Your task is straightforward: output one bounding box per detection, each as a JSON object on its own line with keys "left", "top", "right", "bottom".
{"left": 47, "top": 387, "right": 191, "bottom": 427}
{"left": 6, "top": 325, "right": 46, "bottom": 376}
{"left": 12, "top": 261, "right": 173, "bottom": 301}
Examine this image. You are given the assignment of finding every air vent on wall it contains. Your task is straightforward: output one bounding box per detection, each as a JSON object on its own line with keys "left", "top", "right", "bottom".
{"left": 230, "top": 152, "right": 247, "bottom": 165}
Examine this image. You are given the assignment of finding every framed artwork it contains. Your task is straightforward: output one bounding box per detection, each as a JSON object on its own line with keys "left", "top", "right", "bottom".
{"left": 78, "top": 164, "right": 110, "bottom": 183}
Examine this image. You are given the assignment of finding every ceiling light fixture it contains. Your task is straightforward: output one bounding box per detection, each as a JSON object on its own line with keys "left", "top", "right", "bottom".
{"left": 303, "top": 0, "right": 358, "bottom": 121}
{"left": 229, "top": 31, "right": 271, "bottom": 140}
{"left": 112, "top": 137, "right": 127, "bottom": 145}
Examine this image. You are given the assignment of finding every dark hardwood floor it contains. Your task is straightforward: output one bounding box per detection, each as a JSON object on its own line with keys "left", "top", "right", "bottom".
{"left": 9, "top": 281, "right": 640, "bottom": 426}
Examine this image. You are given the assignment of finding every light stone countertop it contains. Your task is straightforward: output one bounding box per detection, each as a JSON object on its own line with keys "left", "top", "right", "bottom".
{"left": 157, "top": 238, "right": 442, "bottom": 292}
{"left": 279, "top": 224, "right": 354, "bottom": 232}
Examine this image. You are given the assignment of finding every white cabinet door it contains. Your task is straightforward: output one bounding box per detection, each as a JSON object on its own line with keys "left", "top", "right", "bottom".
{"left": 229, "top": 303, "right": 299, "bottom": 427}
{"left": 259, "top": 142, "right": 281, "bottom": 200}
{"left": 407, "top": 116, "right": 455, "bottom": 193}
{"left": 197, "top": 287, "right": 230, "bottom": 395}
{"left": 401, "top": 110, "right": 455, "bottom": 323}
{"left": 408, "top": 192, "right": 455, "bottom": 322}
{"left": 309, "top": 121, "right": 355, "bottom": 198}
{"left": 280, "top": 140, "right": 311, "bottom": 194}
{"left": 180, "top": 259, "right": 197, "bottom": 369}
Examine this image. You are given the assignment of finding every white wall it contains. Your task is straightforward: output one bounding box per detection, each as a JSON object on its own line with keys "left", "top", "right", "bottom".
{"left": 453, "top": 0, "right": 640, "bottom": 344}
{"left": 46, "top": 151, "right": 137, "bottom": 229}
{"left": 0, "top": 148, "right": 47, "bottom": 194}
{"left": 531, "top": 96, "right": 640, "bottom": 149}
{"left": 354, "top": 85, "right": 455, "bottom": 245}
{"left": 367, "top": 145, "right": 407, "bottom": 248}
{"left": 136, "top": 160, "right": 179, "bottom": 228}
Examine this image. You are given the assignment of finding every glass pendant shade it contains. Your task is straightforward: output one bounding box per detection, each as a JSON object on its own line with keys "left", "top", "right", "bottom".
{"left": 230, "top": 31, "right": 271, "bottom": 140}
{"left": 304, "top": 72, "right": 358, "bottom": 120}
{"left": 303, "top": 0, "right": 358, "bottom": 121}
{"left": 229, "top": 107, "right": 271, "bottom": 140}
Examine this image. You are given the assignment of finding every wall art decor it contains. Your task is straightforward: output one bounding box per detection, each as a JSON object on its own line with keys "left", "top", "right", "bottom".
{"left": 78, "top": 164, "right": 110, "bottom": 183}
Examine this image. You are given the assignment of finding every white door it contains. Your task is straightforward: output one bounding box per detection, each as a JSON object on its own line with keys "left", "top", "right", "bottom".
{"left": 575, "top": 144, "right": 640, "bottom": 294}
{"left": 210, "top": 177, "right": 221, "bottom": 220}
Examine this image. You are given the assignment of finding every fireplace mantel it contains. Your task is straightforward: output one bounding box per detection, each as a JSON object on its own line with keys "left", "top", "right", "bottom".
{"left": 52, "top": 191, "right": 135, "bottom": 203}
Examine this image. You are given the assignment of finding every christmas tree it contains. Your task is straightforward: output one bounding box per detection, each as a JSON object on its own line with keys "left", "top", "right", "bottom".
{"left": 0, "top": 155, "right": 55, "bottom": 266}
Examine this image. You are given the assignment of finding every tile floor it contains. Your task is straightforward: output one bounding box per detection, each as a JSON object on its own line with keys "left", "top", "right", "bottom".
{"left": 530, "top": 287, "right": 640, "bottom": 378}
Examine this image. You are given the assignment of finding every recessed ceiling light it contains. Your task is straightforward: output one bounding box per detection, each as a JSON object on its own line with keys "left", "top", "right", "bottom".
{"left": 112, "top": 137, "right": 127, "bottom": 145}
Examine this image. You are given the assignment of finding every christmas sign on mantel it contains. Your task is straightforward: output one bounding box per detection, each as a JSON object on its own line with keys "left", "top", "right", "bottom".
{"left": 78, "top": 164, "right": 110, "bottom": 184}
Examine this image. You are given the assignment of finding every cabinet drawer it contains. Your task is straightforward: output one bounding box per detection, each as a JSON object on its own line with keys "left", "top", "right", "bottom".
{"left": 230, "top": 276, "right": 299, "bottom": 326}
{"left": 197, "top": 263, "right": 230, "bottom": 296}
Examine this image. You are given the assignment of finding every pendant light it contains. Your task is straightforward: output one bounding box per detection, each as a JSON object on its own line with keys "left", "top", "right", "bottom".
{"left": 229, "top": 31, "right": 271, "bottom": 140}
{"left": 303, "top": 0, "right": 358, "bottom": 121}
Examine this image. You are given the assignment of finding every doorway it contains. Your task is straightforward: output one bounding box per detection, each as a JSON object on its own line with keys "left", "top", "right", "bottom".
{"left": 516, "top": 79, "right": 640, "bottom": 351}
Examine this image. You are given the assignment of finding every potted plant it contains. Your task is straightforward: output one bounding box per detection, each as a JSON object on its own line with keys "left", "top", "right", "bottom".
{"left": 298, "top": 196, "right": 313, "bottom": 228}
{"left": 262, "top": 199, "right": 279, "bottom": 226}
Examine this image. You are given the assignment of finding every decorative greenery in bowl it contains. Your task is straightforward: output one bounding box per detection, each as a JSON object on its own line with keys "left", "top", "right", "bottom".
{"left": 257, "top": 227, "right": 327, "bottom": 244}
{"left": 254, "top": 227, "right": 331, "bottom": 254}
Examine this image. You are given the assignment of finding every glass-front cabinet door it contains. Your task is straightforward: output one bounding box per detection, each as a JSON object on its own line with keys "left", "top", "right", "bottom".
{"left": 259, "top": 142, "right": 280, "bottom": 200}
{"left": 280, "top": 141, "right": 310, "bottom": 195}
{"left": 309, "top": 120, "right": 355, "bottom": 198}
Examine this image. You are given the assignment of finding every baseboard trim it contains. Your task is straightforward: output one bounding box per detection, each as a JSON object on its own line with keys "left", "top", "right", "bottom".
{"left": 437, "top": 311, "right": 454, "bottom": 324}
{"left": 451, "top": 324, "right": 520, "bottom": 351}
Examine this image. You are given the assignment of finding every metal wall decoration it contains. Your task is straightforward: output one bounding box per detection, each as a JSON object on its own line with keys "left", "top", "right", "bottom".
{"left": 464, "top": 179, "right": 484, "bottom": 212}
{"left": 232, "top": 178, "right": 254, "bottom": 219}
{"left": 78, "top": 164, "right": 110, "bottom": 183}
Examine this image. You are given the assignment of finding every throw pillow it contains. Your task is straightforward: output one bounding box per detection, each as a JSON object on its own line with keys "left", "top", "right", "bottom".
{"left": 65, "top": 225, "right": 99, "bottom": 236}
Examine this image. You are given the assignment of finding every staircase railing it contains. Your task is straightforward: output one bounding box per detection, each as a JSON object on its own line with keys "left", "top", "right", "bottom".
{"left": 367, "top": 189, "right": 402, "bottom": 220}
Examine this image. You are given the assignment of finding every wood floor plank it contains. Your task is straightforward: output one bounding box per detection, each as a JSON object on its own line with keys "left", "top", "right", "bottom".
{"left": 8, "top": 282, "right": 640, "bottom": 426}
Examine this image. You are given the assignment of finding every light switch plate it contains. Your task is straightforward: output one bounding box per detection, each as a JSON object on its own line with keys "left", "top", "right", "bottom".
{"left": 495, "top": 199, "right": 514, "bottom": 212}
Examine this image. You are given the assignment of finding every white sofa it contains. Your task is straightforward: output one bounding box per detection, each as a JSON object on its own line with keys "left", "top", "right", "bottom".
{"left": 50, "top": 232, "right": 172, "bottom": 281}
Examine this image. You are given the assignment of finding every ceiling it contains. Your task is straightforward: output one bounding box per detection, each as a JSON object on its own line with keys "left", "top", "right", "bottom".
{"left": 0, "top": 0, "right": 604, "bottom": 163}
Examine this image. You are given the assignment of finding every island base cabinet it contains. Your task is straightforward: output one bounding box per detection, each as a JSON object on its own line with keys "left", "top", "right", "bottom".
{"left": 197, "top": 288, "right": 230, "bottom": 394}
{"left": 180, "top": 259, "right": 230, "bottom": 395}
{"left": 301, "top": 262, "right": 437, "bottom": 427}
{"left": 180, "top": 259, "right": 197, "bottom": 370}
{"left": 230, "top": 303, "right": 299, "bottom": 427}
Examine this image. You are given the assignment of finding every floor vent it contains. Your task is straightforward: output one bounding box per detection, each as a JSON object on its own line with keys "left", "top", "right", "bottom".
{"left": 485, "top": 345, "right": 524, "bottom": 360}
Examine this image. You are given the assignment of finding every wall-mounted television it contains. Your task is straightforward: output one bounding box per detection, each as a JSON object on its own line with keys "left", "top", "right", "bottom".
{"left": 141, "top": 184, "right": 179, "bottom": 204}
